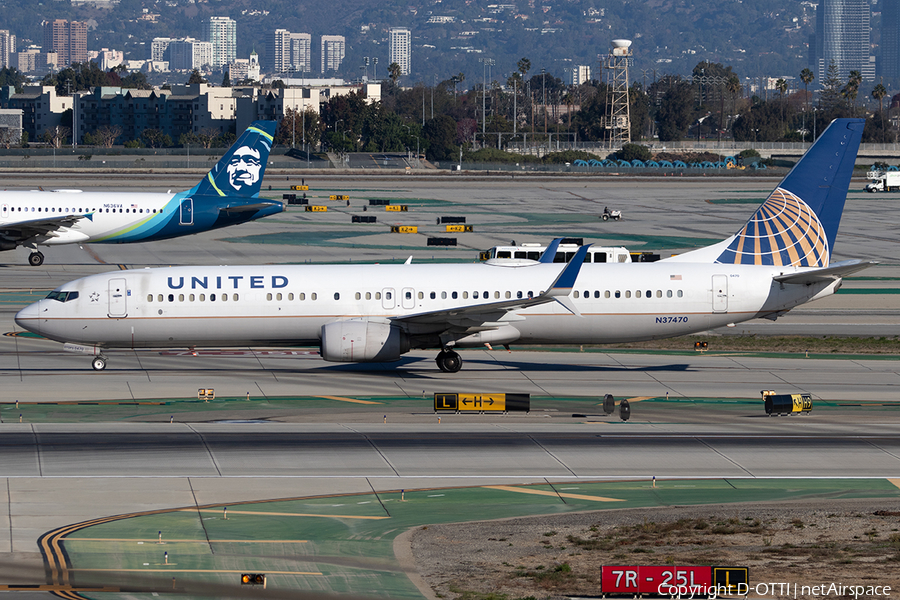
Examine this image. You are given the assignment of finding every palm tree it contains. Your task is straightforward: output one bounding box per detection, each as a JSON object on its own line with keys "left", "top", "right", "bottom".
{"left": 388, "top": 62, "right": 402, "bottom": 84}
{"left": 872, "top": 83, "right": 888, "bottom": 143}
{"left": 800, "top": 68, "right": 814, "bottom": 142}
{"left": 775, "top": 78, "right": 788, "bottom": 135}
{"left": 726, "top": 75, "right": 741, "bottom": 137}
{"left": 842, "top": 70, "right": 862, "bottom": 111}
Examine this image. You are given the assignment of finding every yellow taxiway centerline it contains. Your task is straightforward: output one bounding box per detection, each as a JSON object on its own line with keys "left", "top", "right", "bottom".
{"left": 318, "top": 395, "right": 383, "bottom": 405}
{"left": 178, "top": 508, "right": 389, "bottom": 519}
{"left": 483, "top": 485, "right": 623, "bottom": 502}
{"left": 75, "top": 568, "right": 322, "bottom": 575}
{"left": 61, "top": 538, "right": 308, "bottom": 543}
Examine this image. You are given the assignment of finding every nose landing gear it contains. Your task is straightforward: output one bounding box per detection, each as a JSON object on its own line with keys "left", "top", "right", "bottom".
{"left": 91, "top": 356, "right": 108, "bottom": 371}
{"left": 435, "top": 349, "right": 462, "bottom": 373}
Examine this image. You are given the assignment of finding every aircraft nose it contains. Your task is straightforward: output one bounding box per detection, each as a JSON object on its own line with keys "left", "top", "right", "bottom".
{"left": 15, "top": 301, "right": 42, "bottom": 334}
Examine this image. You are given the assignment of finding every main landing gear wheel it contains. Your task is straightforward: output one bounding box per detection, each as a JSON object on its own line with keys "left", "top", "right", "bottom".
{"left": 91, "top": 356, "right": 108, "bottom": 371}
{"left": 435, "top": 350, "right": 462, "bottom": 373}
{"left": 28, "top": 252, "right": 44, "bottom": 266}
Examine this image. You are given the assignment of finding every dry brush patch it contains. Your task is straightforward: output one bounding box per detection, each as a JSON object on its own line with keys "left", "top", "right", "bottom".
{"left": 412, "top": 501, "right": 900, "bottom": 600}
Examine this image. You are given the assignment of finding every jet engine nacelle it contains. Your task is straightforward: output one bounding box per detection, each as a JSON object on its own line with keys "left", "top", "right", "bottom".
{"left": 320, "top": 319, "right": 410, "bottom": 362}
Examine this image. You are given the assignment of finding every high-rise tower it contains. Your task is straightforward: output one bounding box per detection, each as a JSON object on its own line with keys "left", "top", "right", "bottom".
{"left": 812, "top": 0, "right": 874, "bottom": 82}
{"left": 389, "top": 27, "right": 411, "bottom": 76}
{"left": 205, "top": 16, "right": 236, "bottom": 68}
{"left": 320, "top": 35, "right": 345, "bottom": 74}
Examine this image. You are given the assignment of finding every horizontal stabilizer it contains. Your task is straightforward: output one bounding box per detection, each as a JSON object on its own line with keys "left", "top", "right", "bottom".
{"left": 773, "top": 259, "right": 877, "bottom": 285}
{"left": 220, "top": 202, "right": 281, "bottom": 214}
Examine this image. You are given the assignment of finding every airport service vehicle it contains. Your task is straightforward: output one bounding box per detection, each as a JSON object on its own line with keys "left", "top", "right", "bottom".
{"left": 16, "top": 119, "right": 873, "bottom": 373}
{"left": 0, "top": 121, "right": 283, "bottom": 266}
{"left": 601, "top": 207, "right": 622, "bottom": 221}
{"left": 479, "top": 242, "right": 633, "bottom": 263}
{"left": 864, "top": 170, "right": 900, "bottom": 192}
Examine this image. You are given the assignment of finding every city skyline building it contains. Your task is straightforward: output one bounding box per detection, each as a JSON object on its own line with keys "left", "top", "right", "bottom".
{"left": 150, "top": 37, "right": 173, "bottom": 62}
{"left": 290, "top": 33, "right": 312, "bottom": 73}
{"left": 0, "top": 30, "right": 16, "bottom": 69}
{"left": 389, "top": 27, "right": 411, "bottom": 76}
{"left": 811, "top": 0, "right": 874, "bottom": 82}
{"left": 882, "top": 0, "right": 900, "bottom": 80}
{"left": 43, "top": 19, "right": 87, "bottom": 67}
{"left": 268, "top": 30, "right": 312, "bottom": 74}
{"left": 168, "top": 38, "right": 214, "bottom": 71}
{"left": 205, "top": 16, "right": 236, "bottom": 68}
{"left": 320, "top": 35, "right": 345, "bottom": 74}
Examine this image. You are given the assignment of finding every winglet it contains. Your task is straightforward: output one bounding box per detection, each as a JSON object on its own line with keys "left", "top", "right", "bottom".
{"left": 538, "top": 238, "right": 563, "bottom": 263}
{"left": 544, "top": 244, "right": 590, "bottom": 316}
{"left": 547, "top": 244, "right": 591, "bottom": 295}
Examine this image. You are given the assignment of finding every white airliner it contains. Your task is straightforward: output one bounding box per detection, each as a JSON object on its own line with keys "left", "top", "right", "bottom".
{"left": 16, "top": 119, "right": 873, "bottom": 373}
{"left": 0, "top": 121, "right": 283, "bottom": 266}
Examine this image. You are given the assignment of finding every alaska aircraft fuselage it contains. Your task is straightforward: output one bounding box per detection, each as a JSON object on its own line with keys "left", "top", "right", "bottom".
{"left": 0, "top": 121, "right": 282, "bottom": 266}
{"left": 0, "top": 190, "right": 275, "bottom": 247}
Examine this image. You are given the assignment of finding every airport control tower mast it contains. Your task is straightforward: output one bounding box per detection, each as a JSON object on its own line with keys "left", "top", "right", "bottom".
{"left": 604, "top": 39, "right": 632, "bottom": 146}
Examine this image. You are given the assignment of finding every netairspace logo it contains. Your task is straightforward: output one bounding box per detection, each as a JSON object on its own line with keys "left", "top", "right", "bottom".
{"left": 659, "top": 582, "right": 891, "bottom": 599}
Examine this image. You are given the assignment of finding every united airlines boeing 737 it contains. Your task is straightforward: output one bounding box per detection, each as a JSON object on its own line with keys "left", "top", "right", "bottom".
{"left": 0, "top": 121, "right": 282, "bottom": 266}
{"left": 16, "top": 119, "right": 872, "bottom": 373}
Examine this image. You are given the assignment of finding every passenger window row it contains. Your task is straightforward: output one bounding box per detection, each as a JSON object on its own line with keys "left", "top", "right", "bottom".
{"left": 575, "top": 290, "right": 685, "bottom": 299}
{"left": 10, "top": 207, "right": 160, "bottom": 214}
{"left": 148, "top": 293, "right": 239, "bottom": 303}
{"left": 145, "top": 289, "right": 685, "bottom": 305}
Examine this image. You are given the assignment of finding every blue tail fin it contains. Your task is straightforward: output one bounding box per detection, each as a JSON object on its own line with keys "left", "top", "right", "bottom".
{"left": 715, "top": 118, "right": 864, "bottom": 268}
{"left": 189, "top": 121, "right": 276, "bottom": 198}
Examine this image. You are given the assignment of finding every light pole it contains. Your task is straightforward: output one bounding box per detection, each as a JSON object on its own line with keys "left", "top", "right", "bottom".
{"left": 364, "top": 57, "right": 370, "bottom": 80}
{"left": 373, "top": 57, "right": 378, "bottom": 81}
{"left": 541, "top": 68, "right": 547, "bottom": 135}
{"left": 479, "top": 58, "right": 495, "bottom": 139}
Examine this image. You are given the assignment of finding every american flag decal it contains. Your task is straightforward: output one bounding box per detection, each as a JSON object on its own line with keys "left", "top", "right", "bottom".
{"left": 716, "top": 187, "right": 829, "bottom": 268}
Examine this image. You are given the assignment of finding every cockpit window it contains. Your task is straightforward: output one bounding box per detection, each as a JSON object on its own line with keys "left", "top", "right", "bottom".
{"left": 45, "top": 291, "right": 79, "bottom": 302}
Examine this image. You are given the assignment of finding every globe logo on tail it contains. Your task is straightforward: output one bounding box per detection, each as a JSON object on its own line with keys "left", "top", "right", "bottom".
{"left": 716, "top": 188, "right": 829, "bottom": 268}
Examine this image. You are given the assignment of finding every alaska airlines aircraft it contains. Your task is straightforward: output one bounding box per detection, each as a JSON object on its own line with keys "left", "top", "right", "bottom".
{"left": 16, "top": 119, "right": 873, "bottom": 373}
{"left": 0, "top": 121, "right": 282, "bottom": 266}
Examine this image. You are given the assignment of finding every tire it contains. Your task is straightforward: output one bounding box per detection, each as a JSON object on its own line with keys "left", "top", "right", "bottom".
{"left": 613, "top": 215, "right": 621, "bottom": 221}
{"left": 435, "top": 352, "right": 449, "bottom": 372}
{"left": 28, "top": 252, "right": 44, "bottom": 267}
{"left": 91, "top": 356, "right": 107, "bottom": 371}
{"left": 442, "top": 351, "right": 463, "bottom": 373}
{"left": 601, "top": 214, "right": 609, "bottom": 221}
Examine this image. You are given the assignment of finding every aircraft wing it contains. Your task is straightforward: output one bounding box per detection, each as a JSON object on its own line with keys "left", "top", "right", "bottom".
{"left": 773, "top": 259, "right": 877, "bottom": 285}
{"left": 0, "top": 214, "right": 86, "bottom": 244}
{"left": 394, "top": 243, "right": 591, "bottom": 328}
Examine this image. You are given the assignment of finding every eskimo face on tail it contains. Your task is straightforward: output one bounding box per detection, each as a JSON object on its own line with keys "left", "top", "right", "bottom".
{"left": 716, "top": 187, "right": 829, "bottom": 268}
{"left": 226, "top": 146, "right": 262, "bottom": 191}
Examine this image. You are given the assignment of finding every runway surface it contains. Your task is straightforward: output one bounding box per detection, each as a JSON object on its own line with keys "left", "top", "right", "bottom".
{"left": 0, "top": 173, "right": 897, "bottom": 597}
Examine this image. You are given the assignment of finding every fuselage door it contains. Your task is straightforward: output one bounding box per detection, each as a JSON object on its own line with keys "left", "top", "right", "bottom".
{"left": 0, "top": 204, "right": 7, "bottom": 220}
{"left": 401, "top": 287, "right": 415, "bottom": 309}
{"left": 382, "top": 288, "right": 395, "bottom": 310}
{"left": 108, "top": 278, "right": 127, "bottom": 318}
{"left": 180, "top": 198, "right": 194, "bottom": 225}
{"left": 712, "top": 274, "right": 728, "bottom": 313}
